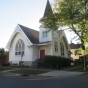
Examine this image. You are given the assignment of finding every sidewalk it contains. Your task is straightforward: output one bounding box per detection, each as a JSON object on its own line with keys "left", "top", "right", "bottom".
{"left": 38, "top": 66, "right": 85, "bottom": 77}
{"left": 38, "top": 70, "right": 84, "bottom": 77}
{"left": 0, "top": 66, "right": 86, "bottom": 77}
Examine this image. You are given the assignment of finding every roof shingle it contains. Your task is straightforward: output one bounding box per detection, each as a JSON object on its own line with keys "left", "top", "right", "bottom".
{"left": 19, "top": 24, "right": 39, "bottom": 44}
{"left": 69, "top": 43, "right": 81, "bottom": 49}
{"left": 39, "top": 0, "right": 53, "bottom": 22}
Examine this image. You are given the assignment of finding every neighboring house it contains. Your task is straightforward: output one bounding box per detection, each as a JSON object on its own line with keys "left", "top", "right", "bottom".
{"left": 69, "top": 42, "right": 81, "bottom": 61}
{"left": 0, "top": 51, "right": 9, "bottom": 65}
{"left": 6, "top": 0, "right": 70, "bottom": 66}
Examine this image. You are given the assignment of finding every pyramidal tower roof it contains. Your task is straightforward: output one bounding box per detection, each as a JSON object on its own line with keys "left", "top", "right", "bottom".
{"left": 39, "top": 0, "right": 53, "bottom": 22}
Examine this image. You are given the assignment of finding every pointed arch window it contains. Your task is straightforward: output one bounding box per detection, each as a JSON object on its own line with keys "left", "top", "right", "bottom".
{"left": 60, "top": 42, "right": 64, "bottom": 56}
{"left": 54, "top": 42, "right": 58, "bottom": 52}
{"left": 15, "top": 39, "right": 25, "bottom": 56}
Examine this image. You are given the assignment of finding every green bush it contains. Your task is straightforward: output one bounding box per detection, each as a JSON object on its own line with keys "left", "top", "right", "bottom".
{"left": 36, "top": 58, "right": 44, "bottom": 67}
{"left": 2, "top": 63, "right": 10, "bottom": 66}
{"left": 36, "top": 55, "right": 72, "bottom": 69}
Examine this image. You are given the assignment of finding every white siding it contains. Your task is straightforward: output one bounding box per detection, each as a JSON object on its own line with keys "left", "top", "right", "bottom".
{"left": 32, "top": 46, "right": 39, "bottom": 61}
{"left": 39, "top": 45, "right": 51, "bottom": 58}
{"left": 9, "top": 32, "right": 33, "bottom": 65}
{"left": 39, "top": 25, "right": 52, "bottom": 42}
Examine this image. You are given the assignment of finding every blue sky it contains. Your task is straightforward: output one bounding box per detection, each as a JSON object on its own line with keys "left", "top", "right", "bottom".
{"left": 0, "top": 0, "right": 76, "bottom": 49}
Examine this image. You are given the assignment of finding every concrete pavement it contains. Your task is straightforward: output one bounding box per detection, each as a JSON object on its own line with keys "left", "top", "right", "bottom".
{"left": 1, "top": 69, "right": 20, "bottom": 72}
{"left": 38, "top": 70, "right": 84, "bottom": 77}
{"left": 1, "top": 66, "right": 85, "bottom": 77}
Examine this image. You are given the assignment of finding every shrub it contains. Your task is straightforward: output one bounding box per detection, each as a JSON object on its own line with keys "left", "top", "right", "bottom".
{"left": 62, "top": 58, "right": 72, "bottom": 67}
{"left": 2, "top": 63, "right": 10, "bottom": 66}
{"left": 36, "top": 58, "right": 44, "bottom": 67}
{"left": 36, "top": 55, "right": 72, "bottom": 69}
{"left": 36, "top": 55, "right": 71, "bottom": 69}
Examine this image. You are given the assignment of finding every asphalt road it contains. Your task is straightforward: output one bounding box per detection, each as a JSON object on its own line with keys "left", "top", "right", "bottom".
{"left": 0, "top": 73, "right": 88, "bottom": 88}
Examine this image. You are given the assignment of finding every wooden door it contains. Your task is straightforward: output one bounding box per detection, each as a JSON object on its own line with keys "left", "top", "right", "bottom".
{"left": 40, "top": 50, "right": 45, "bottom": 58}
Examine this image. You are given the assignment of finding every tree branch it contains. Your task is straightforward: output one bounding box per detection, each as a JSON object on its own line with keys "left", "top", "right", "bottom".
{"left": 69, "top": 24, "right": 81, "bottom": 38}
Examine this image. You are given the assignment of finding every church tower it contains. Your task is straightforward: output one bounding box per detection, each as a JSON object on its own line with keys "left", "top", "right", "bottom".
{"left": 39, "top": 0, "right": 53, "bottom": 43}
{"left": 39, "top": 0, "right": 53, "bottom": 23}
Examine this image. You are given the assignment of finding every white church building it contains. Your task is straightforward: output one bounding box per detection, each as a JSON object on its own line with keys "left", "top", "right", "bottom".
{"left": 6, "top": 0, "right": 70, "bottom": 66}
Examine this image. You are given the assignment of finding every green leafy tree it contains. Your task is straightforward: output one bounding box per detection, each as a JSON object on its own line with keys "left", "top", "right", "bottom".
{"left": 75, "top": 46, "right": 88, "bottom": 55}
{"left": 74, "top": 48, "right": 82, "bottom": 55}
{"left": 86, "top": 46, "right": 88, "bottom": 55}
{"left": 44, "top": 0, "right": 88, "bottom": 71}
{"left": 44, "top": 0, "right": 88, "bottom": 51}
{"left": 0, "top": 48, "right": 6, "bottom": 59}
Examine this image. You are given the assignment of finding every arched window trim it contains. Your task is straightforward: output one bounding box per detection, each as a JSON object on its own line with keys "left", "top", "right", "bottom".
{"left": 54, "top": 42, "right": 58, "bottom": 52}
{"left": 15, "top": 39, "right": 25, "bottom": 56}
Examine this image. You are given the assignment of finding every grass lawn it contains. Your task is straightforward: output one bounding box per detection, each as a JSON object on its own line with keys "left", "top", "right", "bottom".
{"left": 70, "top": 67, "right": 88, "bottom": 72}
{"left": 10, "top": 70, "right": 47, "bottom": 75}
{"left": 0, "top": 66, "right": 29, "bottom": 71}
{"left": 0, "top": 66, "right": 47, "bottom": 75}
{"left": 0, "top": 67, "right": 14, "bottom": 71}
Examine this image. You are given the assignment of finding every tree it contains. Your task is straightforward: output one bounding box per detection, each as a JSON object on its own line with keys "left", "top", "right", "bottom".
{"left": 74, "top": 48, "right": 82, "bottom": 56}
{"left": 85, "top": 46, "right": 88, "bottom": 55}
{"left": 75, "top": 46, "right": 88, "bottom": 55}
{"left": 44, "top": 0, "right": 88, "bottom": 71}
{"left": 74, "top": 46, "right": 88, "bottom": 67}
{"left": 0, "top": 48, "right": 6, "bottom": 59}
{"left": 45, "top": 0, "right": 88, "bottom": 48}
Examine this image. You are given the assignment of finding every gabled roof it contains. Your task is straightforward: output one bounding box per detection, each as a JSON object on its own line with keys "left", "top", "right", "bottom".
{"left": 19, "top": 24, "right": 39, "bottom": 44}
{"left": 39, "top": 0, "right": 53, "bottom": 22}
{"left": 69, "top": 43, "right": 81, "bottom": 49}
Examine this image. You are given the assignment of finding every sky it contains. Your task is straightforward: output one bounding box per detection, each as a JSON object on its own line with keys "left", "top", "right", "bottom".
{"left": 0, "top": 0, "right": 77, "bottom": 49}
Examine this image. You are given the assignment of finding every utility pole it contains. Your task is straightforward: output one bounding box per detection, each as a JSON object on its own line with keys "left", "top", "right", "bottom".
{"left": 21, "top": 53, "right": 23, "bottom": 67}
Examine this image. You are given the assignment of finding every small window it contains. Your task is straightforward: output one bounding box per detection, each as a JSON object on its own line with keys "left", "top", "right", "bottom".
{"left": 19, "top": 52, "right": 21, "bottom": 55}
{"left": 43, "top": 31, "right": 48, "bottom": 38}
{"left": 15, "top": 52, "right": 17, "bottom": 55}
{"left": 54, "top": 42, "right": 58, "bottom": 52}
{"left": 22, "top": 51, "right": 24, "bottom": 55}
{"left": 54, "top": 31, "right": 57, "bottom": 37}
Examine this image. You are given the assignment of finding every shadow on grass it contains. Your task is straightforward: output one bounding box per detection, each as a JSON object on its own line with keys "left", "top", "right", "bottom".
{"left": 10, "top": 70, "right": 47, "bottom": 76}
{"left": 70, "top": 67, "right": 88, "bottom": 72}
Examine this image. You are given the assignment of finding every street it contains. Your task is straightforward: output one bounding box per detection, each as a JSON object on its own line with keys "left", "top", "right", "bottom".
{"left": 0, "top": 73, "right": 88, "bottom": 88}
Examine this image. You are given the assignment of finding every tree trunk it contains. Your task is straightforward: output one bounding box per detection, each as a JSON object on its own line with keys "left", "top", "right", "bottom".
{"left": 81, "top": 43, "right": 86, "bottom": 71}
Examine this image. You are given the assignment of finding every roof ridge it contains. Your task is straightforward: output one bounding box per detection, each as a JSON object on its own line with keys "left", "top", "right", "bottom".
{"left": 18, "top": 24, "right": 39, "bottom": 44}
{"left": 18, "top": 24, "right": 39, "bottom": 32}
